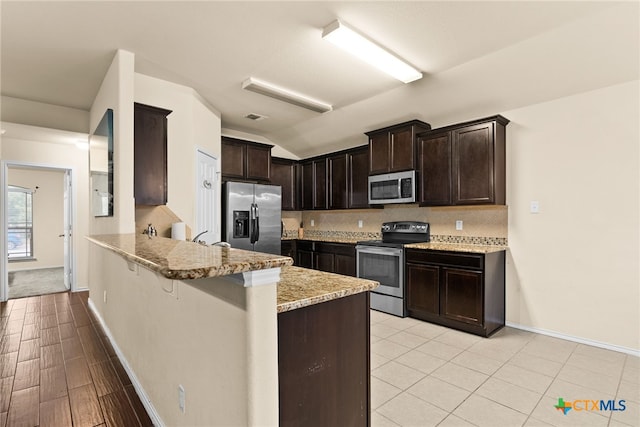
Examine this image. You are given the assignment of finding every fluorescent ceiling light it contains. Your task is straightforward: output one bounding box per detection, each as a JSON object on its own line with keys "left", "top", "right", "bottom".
{"left": 242, "top": 77, "right": 332, "bottom": 113}
{"left": 322, "top": 20, "right": 422, "bottom": 84}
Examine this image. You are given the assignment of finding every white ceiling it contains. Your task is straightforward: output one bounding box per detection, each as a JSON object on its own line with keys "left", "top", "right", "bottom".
{"left": 1, "top": 1, "right": 638, "bottom": 158}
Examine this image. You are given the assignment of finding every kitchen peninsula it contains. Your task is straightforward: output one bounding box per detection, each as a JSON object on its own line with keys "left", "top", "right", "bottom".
{"left": 87, "top": 234, "right": 378, "bottom": 426}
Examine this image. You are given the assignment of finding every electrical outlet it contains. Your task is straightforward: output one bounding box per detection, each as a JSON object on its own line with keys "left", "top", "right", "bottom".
{"left": 178, "top": 384, "right": 185, "bottom": 413}
{"left": 103, "top": 290, "right": 107, "bottom": 303}
{"left": 455, "top": 220, "right": 463, "bottom": 230}
{"left": 530, "top": 201, "right": 540, "bottom": 214}
{"left": 358, "top": 220, "right": 363, "bottom": 228}
{"left": 310, "top": 219, "right": 315, "bottom": 227}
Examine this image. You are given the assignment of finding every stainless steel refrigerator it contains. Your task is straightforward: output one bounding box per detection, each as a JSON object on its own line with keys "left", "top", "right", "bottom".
{"left": 222, "top": 181, "right": 282, "bottom": 255}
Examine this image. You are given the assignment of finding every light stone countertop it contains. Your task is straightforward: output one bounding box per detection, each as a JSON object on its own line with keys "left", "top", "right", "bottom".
{"left": 88, "top": 234, "right": 377, "bottom": 313}
{"left": 277, "top": 266, "right": 378, "bottom": 313}
{"left": 283, "top": 236, "right": 507, "bottom": 252}
{"left": 87, "top": 234, "right": 293, "bottom": 280}
{"left": 293, "top": 236, "right": 362, "bottom": 244}
{"left": 404, "top": 242, "right": 507, "bottom": 253}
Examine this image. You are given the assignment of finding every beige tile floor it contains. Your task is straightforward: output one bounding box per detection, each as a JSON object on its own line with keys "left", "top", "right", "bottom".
{"left": 370, "top": 311, "right": 640, "bottom": 427}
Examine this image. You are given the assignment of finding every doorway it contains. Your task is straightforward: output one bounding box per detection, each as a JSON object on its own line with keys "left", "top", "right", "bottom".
{"left": 195, "top": 149, "right": 219, "bottom": 245}
{"left": 1, "top": 163, "right": 73, "bottom": 301}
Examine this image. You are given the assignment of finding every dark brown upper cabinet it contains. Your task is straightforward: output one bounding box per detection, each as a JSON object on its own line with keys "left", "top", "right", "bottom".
{"left": 302, "top": 145, "right": 369, "bottom": 211}
{"left": 328, "top": 153, "right": 348, "bottom": 210}
{"left": 301, "top": 158, "right": 327, "bottom": 210}
{"left": 134, "top": 103, "right": 172, "bottom": 205}
{"left": 417, "top": 115, "right": 509, "bottom": 206}
{"left": 221, "top": 137, "right": 272, "bottom": 182}
{"left": 271, "top": 157, "right": 298, "bottom": 211}
{"left": 347, "top": 146, "right": 369, "bottom": 209}
{"left": 366, "top": 120, "right": 431, "bottom": 175}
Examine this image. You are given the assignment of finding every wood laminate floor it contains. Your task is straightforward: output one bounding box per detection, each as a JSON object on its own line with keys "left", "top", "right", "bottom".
{"left": 0, "top": 291, "right": 153, "bottom": 427}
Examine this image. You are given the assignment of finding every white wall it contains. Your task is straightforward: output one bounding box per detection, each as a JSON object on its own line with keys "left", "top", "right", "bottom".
{"left": 89, "top": 244, "right": 279, "bottom": 426}
{"left": 89, "top": 49, "right": 136, "bottom": 235}
{"left": 7, "top": 168, "right": 64, "bottom": 271}
{"left": 1, "top": 95, "right": 90, "bottom": 134}
{"left": 134, "top": 73, "right": 221, "bottom": 239}
{"left": 504, "top": 80, "right": 639, "bottom": 352}
{"left": 1, "top": 135, "right": 90, "bottom": 288}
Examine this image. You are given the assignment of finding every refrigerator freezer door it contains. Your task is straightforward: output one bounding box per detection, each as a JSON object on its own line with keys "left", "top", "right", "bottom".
{"left": 253, "top": 184, "right": 282, "bottom": 255}
{"left": 224, "top": 182, "right": 255, "bottom": 251}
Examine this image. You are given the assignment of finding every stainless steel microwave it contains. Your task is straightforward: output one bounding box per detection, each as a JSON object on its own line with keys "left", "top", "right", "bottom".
{"left": 368, "top": 170, "right": 416, "bottom": 205}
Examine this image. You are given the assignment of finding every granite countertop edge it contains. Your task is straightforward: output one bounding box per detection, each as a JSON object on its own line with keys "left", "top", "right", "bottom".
{"left": 283, "top": 236, "right": 507, "bottom": 253}
{"left": 86, "top": 234, "right": 293, "bottom": 280}
{"left": 404, "top": 242, "right": 507, "bottom": 254}
{"left": 277, "top": 266, "right": 379, "bottom": 313}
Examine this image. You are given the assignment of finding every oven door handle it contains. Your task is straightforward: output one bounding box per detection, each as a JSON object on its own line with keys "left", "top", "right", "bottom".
{"left": 355, "top": 246, "right": 403, "bottom": 257}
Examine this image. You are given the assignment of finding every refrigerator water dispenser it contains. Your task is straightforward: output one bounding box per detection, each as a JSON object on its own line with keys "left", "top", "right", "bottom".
{"left": 233, "top": 211, "right": 250, "bottom": 238}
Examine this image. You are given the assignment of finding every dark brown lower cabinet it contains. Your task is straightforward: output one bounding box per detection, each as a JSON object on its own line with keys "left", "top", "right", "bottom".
{"left": 295, "top": 240, "right": 314, "bottom": 269}
{"left": 281, "top": 240, "right": 296, "bottom": 264}
{"left": 406, "top": 249, "right": 505, "bottom": 337}
{"left": 278, "top": 292, "right": 370, "bottom": 427}
{"left": 295, "top": 240, "right": 356, "bottom": 277}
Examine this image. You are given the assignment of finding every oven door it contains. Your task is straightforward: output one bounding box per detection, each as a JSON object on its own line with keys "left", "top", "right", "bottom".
{"left": 356, "top": 245, "right": 404, "bottom": 298}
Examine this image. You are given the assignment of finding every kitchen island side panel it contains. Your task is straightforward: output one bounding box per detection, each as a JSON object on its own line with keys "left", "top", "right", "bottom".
{"left": 278, "top": 291, "right": 371, "bottom": 427}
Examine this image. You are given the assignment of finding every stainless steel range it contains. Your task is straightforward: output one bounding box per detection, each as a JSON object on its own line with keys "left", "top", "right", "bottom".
{"left": 356, "top": 221, "right": 430, "bottom": 317}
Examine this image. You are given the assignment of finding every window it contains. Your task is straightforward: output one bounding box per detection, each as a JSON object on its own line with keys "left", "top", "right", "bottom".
{"left": 7, "top": 186, "right": 33, "bottom": 259}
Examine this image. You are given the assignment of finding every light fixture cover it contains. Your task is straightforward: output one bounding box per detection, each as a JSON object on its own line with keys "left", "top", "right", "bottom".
{"left": 322, "top": 20, "right": 422, "bottom": 84}
{"left": 242, "top": 77, "right": 332, "bottom": 113}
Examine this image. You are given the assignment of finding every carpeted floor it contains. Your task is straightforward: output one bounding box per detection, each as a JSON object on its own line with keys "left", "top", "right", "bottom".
{"left": 8, "top": 267, "right": 68, "bottom": 299}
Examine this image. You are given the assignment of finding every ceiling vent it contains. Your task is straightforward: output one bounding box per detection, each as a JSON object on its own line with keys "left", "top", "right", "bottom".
{"left": 245, "top": 113, "right": 267, "bottom": 121}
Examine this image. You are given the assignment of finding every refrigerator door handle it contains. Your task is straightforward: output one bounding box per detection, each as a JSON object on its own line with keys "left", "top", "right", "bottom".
{"left": 254, "top": 204, "right": 260, "bottom": 242}
{"left": 250, "top": 203, "right": 258, "bottom": 244}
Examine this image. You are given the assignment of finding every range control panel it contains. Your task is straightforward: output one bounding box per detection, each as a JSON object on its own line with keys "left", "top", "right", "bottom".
{"left": 381, "top": 221, "right": 429, "bottom": 234}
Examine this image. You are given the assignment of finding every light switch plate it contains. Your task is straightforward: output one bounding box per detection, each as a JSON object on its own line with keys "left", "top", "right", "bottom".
{"left": 310, "top": 219, "right": 315, "bottom": 227}
{"left": 530, "top": 201, "right": 540, "bottom": 214}
{"left": 358, "top": 220, "right": 363, "bottom": 228}
{"left": 455, "top": 220, "right": 463, "bottom": 230}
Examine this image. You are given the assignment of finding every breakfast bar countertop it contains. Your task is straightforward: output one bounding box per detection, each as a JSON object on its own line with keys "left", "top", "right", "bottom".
{"left": 87, "top": 234, "right": 293, "bottom": 280}
{"left": 277, "top": 266, "right": 378, "bottom": 313}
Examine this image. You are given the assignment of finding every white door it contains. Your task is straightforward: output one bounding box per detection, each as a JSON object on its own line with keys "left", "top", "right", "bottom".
{"left": 63, "top": 170, "right": 72, "bottom": 289}
{"left": 196, "top": 150, "right": 218, "bottom": 245}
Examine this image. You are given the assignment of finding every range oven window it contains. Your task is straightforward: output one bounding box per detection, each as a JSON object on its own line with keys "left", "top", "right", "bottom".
{"left": 357, "top": 249, "right": 402, "bottom": 291}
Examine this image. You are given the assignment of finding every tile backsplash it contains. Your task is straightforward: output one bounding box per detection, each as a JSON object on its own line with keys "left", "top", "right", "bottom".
{"left": 282, "top": 204, "right": 507, "bottom": 244}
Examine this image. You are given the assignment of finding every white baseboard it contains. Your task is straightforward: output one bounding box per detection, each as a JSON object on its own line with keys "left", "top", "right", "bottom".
{"left": 87, "top": 298, "right": 164, "bottom": 427}
{"left": 506, "top": 321, "right": 640, "bottom": 357}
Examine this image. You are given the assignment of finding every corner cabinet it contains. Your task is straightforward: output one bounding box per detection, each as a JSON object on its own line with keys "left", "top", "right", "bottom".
{"left": 366, "top": 120, "right": 431, "bottom": 175}
{"left": 134, "top": 103, "right": 172, "bottom": 205}
{"left": 221, "top": 137, "right": 272, "bottom": 182}
{"left": 417, "top": 115, "right": 509, "bottom": 206}
{"left": 405, "top": 249, "right": 505, "bottom": 337}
